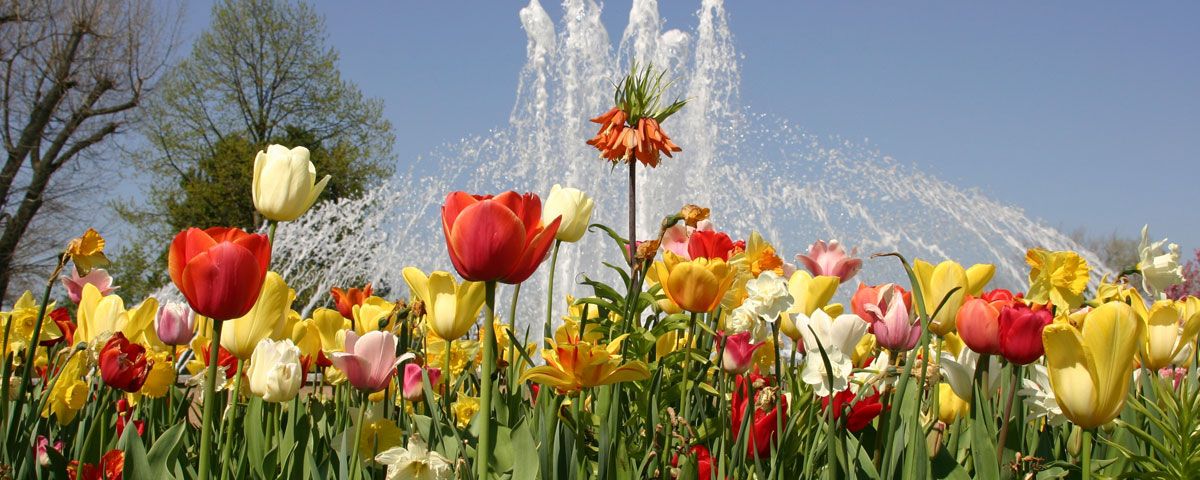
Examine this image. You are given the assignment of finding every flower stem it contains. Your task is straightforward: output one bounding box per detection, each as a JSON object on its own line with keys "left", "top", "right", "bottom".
{"left": 267, "top": 220, "right": 278, "bottom": 250}
{"left": 5, "top": 257, "right": 65, "bottom": 446}
{"left": 544, "top": 240, "right": 562, "bottom": 348}
{"left": 198, "top": 319, "right": 225, "bottom": 479}
{"left": 350, "top": 390, "right": 368, "bottom": 479}
{"left": 680, "top": 311, "right": 699, "bottom": 424}
{"left": 627, "top": 159, "right": 637, "bottom": 266}
{"left": 1081, "top": 428, "right": 1093, "bottom": 480}
{"left": 507, "top": 283, "right": 521, "bottom": 388}
{"left": 219, "top": 358, "right": 245, "bottom": 480}
{"left": 996, "top": 364, "right": 1021, "bottom": 460}
{"left": 478, "top": 281, "right": 498, "bottom": 480}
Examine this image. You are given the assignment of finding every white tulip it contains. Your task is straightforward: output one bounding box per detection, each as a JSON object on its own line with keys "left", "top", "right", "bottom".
{"left": 541, "top": 184, "right": 595, "bottom": 243}
{"left": 252, "top": 144, "right": 331, "bottom": 222}
{"left": 247, "top": 338, "right": 303, "bottom": 403}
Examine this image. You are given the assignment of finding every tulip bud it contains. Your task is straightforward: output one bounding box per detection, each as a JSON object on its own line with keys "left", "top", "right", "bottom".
{"left": 402, "top": 363, "right": 442, "bottom": 402}
{"left": 542, "top": 185, "right": 595, "bottom": 243}
{"left": 955, "top": 297, "right": 1002, "bottom": 355}
{"left": 247, "top": 338, "right": 303, "bottom": 403}
{"left": 719, "top": 331, "right": 764, "bottom": 374}
{"left": 252, "top": 145, "right": 331, "bottom": 222}
{"left": 156, "top": 302, "right": 195, "bottom": 346}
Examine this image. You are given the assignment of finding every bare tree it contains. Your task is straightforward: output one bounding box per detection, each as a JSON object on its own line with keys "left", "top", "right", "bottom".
{"left": 0, "top": 0, "right": 175, "bottom": 300}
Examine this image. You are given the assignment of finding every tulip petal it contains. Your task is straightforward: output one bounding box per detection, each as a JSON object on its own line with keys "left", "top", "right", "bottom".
{"left": 1082, "top": 302, "right": 1141, "bottom": 425}
{"left": 447, "top": 200, "right": 527, "bottom": 282}
{"left": 503, "top": 216, "right": 561, "bottom": 284}
{"left": 168, "top": 228, "right": 216, "bottom": 289}
{"left": 401, "top": 267, "right": 430, "bottom": 305}
{"left": 1042, "top": 323, "right": 1100, "bottom": 428}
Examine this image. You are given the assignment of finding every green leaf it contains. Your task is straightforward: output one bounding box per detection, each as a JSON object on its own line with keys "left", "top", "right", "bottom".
{"left": 117, "top": 424, "right": 152, "bottom": 478}
{"left": 146, "top": 422, "right": 186, "bottom": 476}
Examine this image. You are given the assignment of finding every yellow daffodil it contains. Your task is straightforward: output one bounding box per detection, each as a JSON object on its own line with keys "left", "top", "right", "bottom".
{"left": 912, "top": 259, "right": 977, "bottom": 336}
{"left": 649, "top": 252, "right": 736, "bottom": 313}
{"left": 357, "top": 418, "right": 403, "bottom": 462}
{"left": 426, "top": 337, "right": 478, "bottom": 377}
{"left": 0, "top": 291, "right": 61, "bottom": 357}
{"left": 42, "top": 350, "right": 89, "bottom": 425}
{"left": 140, "top": 350, "right": 176, "bottom": 398}
{"left": 402, "top": 267, "right": 485, "bottom": 341}
{"left": 452, "top": 395, "right": 480, "bottom": 428}
{"left": 520, "top": 336, "right": 651, "bottom": 394}
{"left": 75, "top": 285, "right": 157, "bottom": 348}
{"left": 1043, "top": 302, "right": 1143, "bottom": 429}
{"left": 1026, "top": 249, "right": 1090, "bottom": 312}
{"left": 1141, "top": 299, "right": 1200, "bottom": 370}
{"left": 779, "top": 271, "right": 839, "bottom": 341}
{"left": 742, "top": 231, "right": 787, "bottom": 278}
{"left": 66, "top": 228, "right": 109, "bottom": 274}
{"left": 221, "top": 271, "right": 290, "bottom": 360}
{"left": 352, "top": 296, "right": 396, "bottom": 335}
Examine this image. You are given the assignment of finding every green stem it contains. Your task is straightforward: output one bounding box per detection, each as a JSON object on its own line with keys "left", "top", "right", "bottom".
{"left": 680, "top": 311, "right": 699, "bottom": 424}
{"left": 6, "top": 259, "right": 63, "bottom": 446}
{"left": 544, "top": 240, "right": 562, "bottom": 348}
{"left": 219, "top": 358, "right": 246, "bottom": 480}
{"left": 574, "top": 392, "right": 586, "bottom": 479}
{"left": 478, "top": 281, "right": 498, "bottom": 480}
{"left": 350, "top": 391, "right": 368, "bottom": 479}
{"left": 267, "top": 220, "right": 278, "bottom": 250}
{"left": 198, "top": 320, "right": 225, "bottom": 479}
{"left": 508, "top": 283, "right": 521, "bottom": 389}
{"left": 627, "top": 158, "right": 636, "bottom": 266}
{"left": 1081, "top": 428, "right": 1093, "bottom": 480}
{"left": 996, "top": 364, "right": 1021, "bottom": 459}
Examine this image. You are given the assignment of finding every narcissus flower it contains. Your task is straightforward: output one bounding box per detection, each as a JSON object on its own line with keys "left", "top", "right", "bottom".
{"left": 741, "top": 271, "right": 793, "bottom": 321}
{"left": 997, "top": 303, "right": 1053, "bottom": 365}
{"left": 542, "top": 185, "right": 595, "bottom": 243}
{"left": 330, "top": 330, "right": 404, "bottom": 393}
{"left": 331, "top": 283, "right": 373, "bottom": 319}
{"left": 99, "top": 332, "right": 150, "bottom": 393}
{"left": 221, "top": 272, "right": 291, "bottom": 360}
{"left": 42, "top": 350, "right": 89, "bottom": 425}
{"left": 247, "top": 338, "right": 303, "bottom": 402}
{"left": 358, "top": 419, "right": 403, "bottom": 463}
{"left": 252, "top": 144, "right": 330, "bottom": 222}
{"left": 61, "top": 268, "right": 117, "bottom": 304}
{"left": 452, "top": 395, "right": 480, "bottom": 429}
{"left": 797, "top": 308, "right": 869, "bottom": 396}
{"left": 441, "top": 191, "right": 561, "bottom": 284}
{"left": 1025, "top": 249, "right": 1089, "bottom": 312}
{"left": 796, "top": 239, "right": 862, "bottom": 283}
{"left": 1137, "top": 225, "right": 1185, "bottom": 296}
{"left": 650, "top": 252, "right": 736, "bottom": 313}
{"left": 519, "top": 336, "right": 650, "bottom": 394}
{"left": 66, "top": 228, "right": 110, "bottom": 275}
{"left": 374, "top": 436, "right": 453, "bottom": 480}
{"left": 139, "top": 351, "right": 175, "bottom": 398}
{"left": 168, "top": 227, "right": 271, "bottom": 321}
{"left": 1, "top": 291, "right": 62, "bottom": 357}
{"left": 1140, "top": 299, "right": 1200, "bottom": 370}
{"left": 1043, "top": 302, "right": 1143, "bottom": 428}
{"left": 402, "top": 267, "right": 485, "bottom": 341}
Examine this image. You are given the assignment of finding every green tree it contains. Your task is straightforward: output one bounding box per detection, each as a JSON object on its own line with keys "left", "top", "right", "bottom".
{"left": 116, "top": 0, "right": 394, "bottom": 299}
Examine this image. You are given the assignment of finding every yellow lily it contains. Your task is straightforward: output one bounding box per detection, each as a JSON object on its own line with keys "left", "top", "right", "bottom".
{"left": 649, "top": 252, "right": 736, "bottom": 314}
{"left": 1, "top": 291, "right": 62, "bottom": 357}
{"left": 520, "top": 336, "right": 651, "bottom": 394}
{"left": 42, "top": 350, "right": 89, "bottom": 425}
{"left": 912, "top": 259, "right": 977, "bottom": 336}
{"left": 352, "top": 296, "right": 396, "bottom": 335}
{"left": 402, "top": 267, "right": 485, "bottom": 341}
{"left": 221, "top": 271, "right": 290, "bottom": 360}
{"left": 1043, "top": 302, "right": 1143, "bottom": 429}
{"left": 1141, "top": 299, "right": 1200, "bottom": 370}
{"left": 1026, "top": 249, "right": 1090, "bottom": 312}
{"left": 778, "top": 271, "right": 839, "bottom": 341}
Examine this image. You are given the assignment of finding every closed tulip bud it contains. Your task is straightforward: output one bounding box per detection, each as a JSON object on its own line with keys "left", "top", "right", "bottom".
{"left": 542, "top": 185, "right": 594, "bottom": 243}
{"left": 252, "top": 145, "right": 330, "bottom": 222}
{"left": 719, "top": 331, "right": 764, "bottom": 374}
{"left": 442, "top": 191, "right": 561, "bottom": 284}
{"left": 401, "top": 363, "right": 441, "bottom": 402}
{"left": 247, "top": 338, "right": 303, "bottom": 402}
{"left": 955, "top": 297, "right": 1002, "bottom": 355}
{"left": 156, "top": 302, "right": 195, "bottom": 346}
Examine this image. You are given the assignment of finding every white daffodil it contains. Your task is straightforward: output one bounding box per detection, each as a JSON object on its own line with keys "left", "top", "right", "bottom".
{"left": 375, "top": 436, "right": 453, "bottom": 480}
{"left": 743, "top": 271, "right": 793, "bottom": 322}
{"left": 938, "top": 347, "right": 1000, "bottom": 401}
{"left": 797, "top": 308, "right": 868, "bottom": 396}
{"left": 1138, "top": 225, "right": 1185, "bottom": 297}
{"left": 1018, "top": 364, "right": 1066, "bottom": 426}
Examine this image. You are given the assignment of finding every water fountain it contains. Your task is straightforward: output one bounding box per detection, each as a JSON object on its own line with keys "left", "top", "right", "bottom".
{"left": 269, "top": 0, "right": 1105, "bottom": 322}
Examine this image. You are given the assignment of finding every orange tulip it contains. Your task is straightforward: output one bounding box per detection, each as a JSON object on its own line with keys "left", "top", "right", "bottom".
{"left": 330, "top": 283, "right": 372, "bottom": 319}
{"left": 441, "top": 191, "right": 561, "bottom": 284}
{"left": 168, "top": 227, "right": 271, "bottom": 321}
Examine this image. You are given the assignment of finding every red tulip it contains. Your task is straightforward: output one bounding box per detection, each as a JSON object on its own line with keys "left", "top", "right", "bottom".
{"left": 331, "top": 283, "right": 373, "bottom": 319}
{"left": 441, "top": 191, "right": 561, "bottom": 284}
{"left": 114, "top": 398, "right": 145, "bottom": 439}
{"left": 72, "top": 449, "right": 124, "bottom": 480}
{"left": 688, "top": 230, "right": 736, "bottom": 261}
{"left": 199, "top": 341, "right": 239, "bottom": 380}
{"left": 40, "top": 307, "right": 75, "bottom": 347}
{"left": 732, "top": 371, "right": 787, "bottom": 459}
{"left": 717, "top": 331, "right": 764, "bottom": 374}
{"left": 671, "top": 445, "right": 714, "bottom": 479}
{"left": 168, "top": 227, "right": 271, "bottom": 321}
{"left": 821, "top": 388, "right": 886, "bottom": 432}
{"left": 955, "top": 289, "right": 1016, "bottom": 355}
{"left": 997, "top": 304, "right": 1053, "bottom": 365}
{"left": 99, "top": 332, "right": 149, "bottom": 393}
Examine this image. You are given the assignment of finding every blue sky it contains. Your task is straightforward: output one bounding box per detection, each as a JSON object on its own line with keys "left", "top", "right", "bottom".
{"left": 170, "top": 1, "right": 1199, "bottom": 253}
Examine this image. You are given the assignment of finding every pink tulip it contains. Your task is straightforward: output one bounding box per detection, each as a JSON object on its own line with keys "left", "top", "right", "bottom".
{"left": 329, "top": 330, "right": 402, "bottom": 393}
{"left": 156, "top": 302, "right": 196, "bottom": 346}
{"left": 60, "top": 268, "right": 118, "bottom": 304}
{"left": 718, "top": 331, "right": 764, "bottom": 374}
{"left": 865, "top": 291, "right": 921, "bottom": 352}
{"left": 35, "top": 435, "right": 64, "bottom": 466}
{"left": 796, "top": 240, "right": 862, "bottom": 283}
{"left": 402, "top": 363, "right": 442, "bottom": 401}
{"left": 660, "top": 219, "right": 714, "bottom": 260}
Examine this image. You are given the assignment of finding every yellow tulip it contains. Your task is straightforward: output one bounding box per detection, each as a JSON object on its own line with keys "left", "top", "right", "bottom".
{"left": 221, "top": 271, "right": 290, "bottom": 360}
{"left": 352, "top": 296, "right": 396, "bottom": 335}
{"left": 42, "top": 350, "right": 89, "bottom": 425}
{"left": 913, "top": 259, "right": 973, "bottom": 336}
{"left": 290, "top": 319, "right": 323, "bottom": 360}
{"left": 75, "top": 285, "right": 157, "bottom": 348}
{"left": 650, "top": 252, "right": 736, "bottom": 314}
{"left": 311, "top": 307, "right": 350, "bottom": 353}
{"left": 1026, "top": 249, "right": 1090, "bottom": 312}
{"left": 252, "top": 145, "right": 330, "bottom": 222}
{"left": 0, "top": 291, "right": 61, "bottom": 356}
{"left": 402, "top": 267, "right": 485, "bottom": 341}
{"left": 1141, "top": 300, "right": 1200, "bottom": 370}
{"left": 778, "top": 271, "right": 839, "bottom": 341}
{"left": 938, "top": 383, "right": 969, "bottom": 424}
{"left": 520, "top": 336, "right": 651, "bottom": 393}
{"left": 1043, "top": 302, "right": 1143, "bottom": 429}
